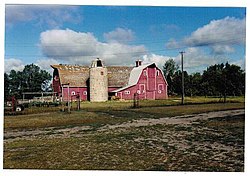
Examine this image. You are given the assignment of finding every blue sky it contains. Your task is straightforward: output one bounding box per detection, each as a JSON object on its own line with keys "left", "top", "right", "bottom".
{"left": 4, "top": 5, "right": 246, "bottom": 73}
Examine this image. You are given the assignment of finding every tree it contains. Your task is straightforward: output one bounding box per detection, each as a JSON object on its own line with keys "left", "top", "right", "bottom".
{"left": 22, "top": 64, "right": 52, "bottom": 92}
{"left": 201, "top": 63, "right": 245, "bottom": 102}
{"left": 186, "top": 73, "right": 202, "bottom": 97}
{"left": 163, "top": 59, "right": 179, "bottom": 95}
{"left": 8, "top": 70, "right": 23, "bottom": 98}
{"left": 172, "top": 70, "right": 189, "bottom": 95}
{"left": 4, "top": 73, "right": 10, "bottom": 100}
{"left": 5, "top": 64, "right": 52, "bottom": 100}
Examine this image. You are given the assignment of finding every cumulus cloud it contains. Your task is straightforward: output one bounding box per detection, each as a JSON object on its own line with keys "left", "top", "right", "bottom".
{"left": 39, "top": 29, "right": 146, "bottom": 66}
{"left": 142, "top": 54, "right": 172, "bottom": 69}
{"left": 166, "top": 17, "right": 245, "bottom": 55}
{"left": 4, "top": 58, "right": 25, "bottom": 73}
{"left": 184, "top": 17, "right": 246, "bottom": 54}
{"left": 166, "top": 38, "right": 179, "bottom": 49}
{"left": 103, "top": 28, "right": 135, "bottom": 43}
{"left": 35, "top": 58, "right": 59, "bottom": 74}
{"left": 6, "top": 5, "right": 82, "bottom": 28}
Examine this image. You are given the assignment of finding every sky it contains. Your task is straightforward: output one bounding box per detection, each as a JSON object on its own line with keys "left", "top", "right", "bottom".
{"left": 4, "top": 5, "right": 246, "bottom": 74}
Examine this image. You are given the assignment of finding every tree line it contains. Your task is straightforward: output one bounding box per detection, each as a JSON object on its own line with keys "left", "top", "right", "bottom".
{"left": 4, "top": 64, "right": 52, "bottom": 100}
{"left": 163, "top": 59, "right": 245, "bottom": 100}
{"left": 4, "top": 61, "right": 245, "bottom": 101}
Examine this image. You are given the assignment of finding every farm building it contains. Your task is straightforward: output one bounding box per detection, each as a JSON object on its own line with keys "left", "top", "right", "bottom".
{"left": 51, "top": 59, "right": 168, "bottom": 102}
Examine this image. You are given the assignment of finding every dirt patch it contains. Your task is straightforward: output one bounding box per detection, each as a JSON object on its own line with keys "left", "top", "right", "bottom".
{"left": 4, "top": 109, "right": 245, "bottom": 171}
{"left": 98, "top": 109, "right": 244, "bottom": 131}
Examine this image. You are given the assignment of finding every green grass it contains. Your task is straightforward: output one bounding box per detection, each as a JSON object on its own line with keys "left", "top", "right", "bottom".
{"left": 4, "top": 96, "right": 245, "bottom": 171}
{"left": 4, "top": 115, "right": 244, "bottom": 170}
{"left": 4, "top": 102, "right": 244, "bottom": 130}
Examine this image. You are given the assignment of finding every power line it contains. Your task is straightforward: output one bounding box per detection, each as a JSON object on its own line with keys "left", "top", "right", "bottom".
{"left": 5, "top": 31, "right": 245, "bottom": 47}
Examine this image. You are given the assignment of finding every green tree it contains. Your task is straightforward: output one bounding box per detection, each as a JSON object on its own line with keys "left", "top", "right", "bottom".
{"left": 172, "top": 70, "right": 189, "bottom": 95}
{"left": 8, "top": 70, "right": 23, "bottom": 98}
{"left": 22, "top": 64, "right": 51, "bottom": 92}
{"left": 4, "top": 73, "right": 10, "bottom": 100}
{"left": 163, "top": 59, "right": 179, "bottom": 95}
{"left": 6, "top": 64, "right": 52, "bottom": 99}
{"left": 186, "top": 73, "right": 202, "bottom": 97}
{"left": 201, "top": 63, "right": 245, "bottom": 101}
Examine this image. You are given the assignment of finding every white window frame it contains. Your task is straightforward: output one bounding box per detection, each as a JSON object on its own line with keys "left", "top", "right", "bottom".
{"left": 156, "top": 70, "right": 160, "bottom": 76}
{"left": 158, "top": 84, "right": 164, "bottom": 91}
{"left": 139, "top": 84, "right": 145, "bottom": 93}
{"left": 124, "top": 90, "right": 130, "bottom": 95}
{"left": 143, "top": 70, "right": 147, "bottom": 76}
{"left": 137, "top": 90, "right": 141, "bottom": 94}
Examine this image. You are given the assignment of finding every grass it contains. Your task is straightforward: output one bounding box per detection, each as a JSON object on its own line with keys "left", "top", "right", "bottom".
{"left": 4, "top": 115, "right": 244, "bottom": 170}
{"left": 4, "top": 96, "right": 245, "bottom": 171}
{"left": 5, "top": 96, "right": 244, "bottom": 115}
{"left": 4, "top": 102, "right": 244, "bottom": 130}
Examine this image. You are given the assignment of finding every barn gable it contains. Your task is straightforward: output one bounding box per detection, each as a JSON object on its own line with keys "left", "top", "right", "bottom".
{"left": 112, "top": 63, "right": 167, "bottom": 93}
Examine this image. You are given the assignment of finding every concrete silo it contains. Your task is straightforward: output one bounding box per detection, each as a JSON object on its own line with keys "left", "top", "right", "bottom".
{"left": 89, "top": 58, "right": 108, "bottom": 102}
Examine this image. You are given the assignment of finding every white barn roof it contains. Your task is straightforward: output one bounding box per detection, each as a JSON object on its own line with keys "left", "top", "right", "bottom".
{"left": 112, "top": 63, "right": 157, "bottom": 93}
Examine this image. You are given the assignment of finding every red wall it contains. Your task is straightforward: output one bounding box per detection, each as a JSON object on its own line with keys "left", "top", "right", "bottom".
{"left": 62, "top": 87, "right": 88, "bottom": 101}
{"left": 52, "top": 75, "right": 61, "bottom": 95}
{"left": 115, "top": 67, "right": 168, "bottom": 100}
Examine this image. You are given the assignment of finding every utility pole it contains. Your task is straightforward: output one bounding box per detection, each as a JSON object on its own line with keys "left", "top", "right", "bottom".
{"left": 180, "top": 51, "right": 185, "bottom": 105}
{"left": 67, "top": 83, "right": 70, "bottom": 113}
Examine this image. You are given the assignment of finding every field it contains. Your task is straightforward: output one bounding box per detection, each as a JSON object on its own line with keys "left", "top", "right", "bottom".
{"left": 4, "top": 97, "right": 245, "bottom": 171}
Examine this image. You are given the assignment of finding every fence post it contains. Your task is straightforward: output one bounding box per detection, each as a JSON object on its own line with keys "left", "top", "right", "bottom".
{"left": 133, "top": 93, "right": 139, "bottom": 108}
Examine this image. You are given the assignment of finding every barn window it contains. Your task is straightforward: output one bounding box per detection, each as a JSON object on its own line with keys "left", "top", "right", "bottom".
{"left": 143, "top": 70, "right": 147, "bottom": 76}
{"left": 83, "top": 91, "right": 87, "bottom": 95}
{"left": 125, "top": 91, "right": 130, "bottom": 95}
{"left": 139, "top": 84, "right": 145, "bottom": 93}
{"left": 71, "top": 91, "right": 76, "bottom": 95}
{"left": 137, "top": 90, "right": 141, "bottom": 94}
{"left": 97, "top": 59, "right": 103, "bottom": 67}
{"left": 158, "top": 84, "right": 164, "bottom": 90}
{"left": 156, "top": 70, "right": 160, "bottom": 76}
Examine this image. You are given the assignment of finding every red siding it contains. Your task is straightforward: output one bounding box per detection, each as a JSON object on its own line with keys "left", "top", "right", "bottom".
{"left": 52, "top": 75, "right": 61, "bottom": 95}
{"left": 62, "top": 87, "right": 88, "bottom": 101}
{"left": 115, "top": 66, "right": 168, "bottom": 100}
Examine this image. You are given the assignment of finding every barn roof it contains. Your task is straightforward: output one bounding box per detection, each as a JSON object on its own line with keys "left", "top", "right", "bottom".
{"left": 51, "top": 64, "right": 133, "bottom": 87}
{"left": 51, "top": 65, "right": 89, "bottom": 87}
{"left": 107, "top": 66, "right": 133, "bottom": 87}
{"left": 128, "top": 63, "right": 156, "bottom": 85}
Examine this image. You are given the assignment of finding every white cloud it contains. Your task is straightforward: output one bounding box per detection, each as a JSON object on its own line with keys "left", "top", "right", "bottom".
{"left": 166, "top": 38, "right": 179, "bottom": 49}
{"left": 39, "top": 29, "right": 146, "bottom": 66}
{"left": 4, "top": 58, "right": 25, "bottom": 73}
{"left": 142, "top": 54, "right": 172, "bottom": 69}
{"left": 35, "top": 58, "right": 59, "bottom": 74}
{"left": 232, "top": 58, "right": 245, "bottom": 71}
{"left": 6, "top": 5, "right": 82, "bottom": 28}
{"left": 184, "top": 17, "right": 245, "bottom": 55}
{"left": 103, "top": 28, "right": 135, "bottom": 43}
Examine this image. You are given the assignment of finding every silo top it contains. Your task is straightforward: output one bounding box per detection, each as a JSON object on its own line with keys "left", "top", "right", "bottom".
{"left": 91, "top": 58, "right": 104, "bottom": 68}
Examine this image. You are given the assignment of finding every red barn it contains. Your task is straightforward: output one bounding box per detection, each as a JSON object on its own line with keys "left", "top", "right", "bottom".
{"left": 51, "top": 59, "right": 168, "bottom": 101}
